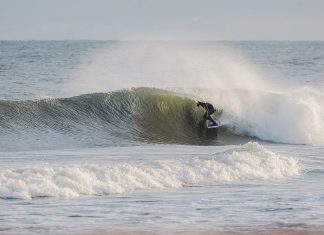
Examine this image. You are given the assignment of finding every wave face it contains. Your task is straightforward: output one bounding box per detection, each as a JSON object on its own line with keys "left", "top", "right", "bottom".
{"left": 1, "top": 86, "right": 324, "bottom": 150}
{"left": 0, "top": 142, "right": 302, "bottom": 200}
{"left": 0, "top": 88, "right": 248, "bottom": 150}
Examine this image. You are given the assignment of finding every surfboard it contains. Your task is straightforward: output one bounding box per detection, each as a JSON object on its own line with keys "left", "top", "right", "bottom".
{"left": 207, "top": 121, "right": 222, "bottom": 129}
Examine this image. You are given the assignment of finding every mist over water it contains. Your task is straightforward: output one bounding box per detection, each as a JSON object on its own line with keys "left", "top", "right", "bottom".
{"left": 62, "top": 41, "right": 268, "bottom": 95}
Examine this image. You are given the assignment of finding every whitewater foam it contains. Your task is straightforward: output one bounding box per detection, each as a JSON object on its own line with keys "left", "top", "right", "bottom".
{"left": 0, "top": 143, "right": 302, "bottom": 200}
{"left": 192, "top": 86, "right": 324, "bottom": 145}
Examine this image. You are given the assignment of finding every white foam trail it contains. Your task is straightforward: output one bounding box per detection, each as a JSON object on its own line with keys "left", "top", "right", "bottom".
{"left": 0, "top": 143, "right": 302, "bottom": 200}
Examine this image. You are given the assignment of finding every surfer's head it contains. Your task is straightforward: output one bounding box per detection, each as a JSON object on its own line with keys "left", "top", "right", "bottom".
{"left": 197, "top": 101, "right": 203, "bottom": 107}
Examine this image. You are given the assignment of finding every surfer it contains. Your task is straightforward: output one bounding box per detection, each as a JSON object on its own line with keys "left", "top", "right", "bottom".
{"left": 197, "top": 101, "right": 217, "bottom": 126}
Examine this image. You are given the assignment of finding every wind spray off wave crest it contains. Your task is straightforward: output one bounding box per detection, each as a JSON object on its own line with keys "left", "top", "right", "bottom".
{"left": 62, "top": 41, "right": 266, "bottom": 97}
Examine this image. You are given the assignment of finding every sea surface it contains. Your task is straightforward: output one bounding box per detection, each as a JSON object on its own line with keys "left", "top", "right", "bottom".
{"left": 1, "top": 41, "right": 324, "bottom": 234}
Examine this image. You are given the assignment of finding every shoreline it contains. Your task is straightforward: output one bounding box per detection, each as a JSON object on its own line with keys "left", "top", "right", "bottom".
{"left": 76, "top": 228, "right": 324, "bottom": 235}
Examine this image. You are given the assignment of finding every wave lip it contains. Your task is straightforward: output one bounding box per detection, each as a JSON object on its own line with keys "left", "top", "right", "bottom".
{"left": 0, "top": 143, "right": 302, "bottom": 200}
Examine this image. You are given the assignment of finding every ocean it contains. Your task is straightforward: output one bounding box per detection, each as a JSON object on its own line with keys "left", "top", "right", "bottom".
{"left": 0, "top": 41, "right": 324, "bottom": 234}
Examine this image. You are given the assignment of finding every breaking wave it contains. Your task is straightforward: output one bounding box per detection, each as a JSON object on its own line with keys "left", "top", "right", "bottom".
{"left": 0, "top": 142, "right": 302, "bottom": 200}
{"left": 1, "top": 86, "right": 324, "bottom": 150}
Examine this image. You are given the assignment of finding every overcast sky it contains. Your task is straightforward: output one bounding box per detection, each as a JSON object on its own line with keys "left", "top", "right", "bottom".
{"left": 1, "top": 0, "right": 323, "bottom": 40}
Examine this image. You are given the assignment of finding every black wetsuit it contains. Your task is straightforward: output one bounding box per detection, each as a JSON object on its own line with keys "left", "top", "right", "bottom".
{"left": 197, "top": 102, "right": 217, "bottom": 125}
